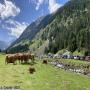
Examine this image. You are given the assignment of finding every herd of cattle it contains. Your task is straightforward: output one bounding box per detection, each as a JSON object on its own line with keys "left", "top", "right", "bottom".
{"left": 5, "top": 53, "right": 35, "bottom": 64}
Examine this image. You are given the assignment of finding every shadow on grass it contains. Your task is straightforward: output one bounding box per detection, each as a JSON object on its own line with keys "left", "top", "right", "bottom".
{"left": 21, "top": 62, "right": 37, "bottom": 66}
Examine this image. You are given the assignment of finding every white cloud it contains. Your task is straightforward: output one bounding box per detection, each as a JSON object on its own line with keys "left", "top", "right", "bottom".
{"left": 36, "top": 0, "right": 44, "bottom": 10}
{"left": 33, "top": 0, "right": 62, "bottom": 13}
{"left": 2, "top": 19, "right": 29, "bottom": 38}
{"left": 0, "top": 0, "right": 20, "bottom": 19}
{"left": 48, "top": 0, "right": 62, "bottom": 13}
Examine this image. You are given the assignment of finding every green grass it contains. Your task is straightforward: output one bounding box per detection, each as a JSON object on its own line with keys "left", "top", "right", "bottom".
{"left": 0, "top": 54, "right": 90, "bottom": 90}
{"left": 57, "top": 49, "right": 66, "bottom": 54}
{"left": 48, "top": 58, "right": 90, "bottom": 66}
{"left": 73, "top": 50, "right": 84, "bottom": 56}
{"left": 64, "top": 59, "right": 90, "bottom": 66}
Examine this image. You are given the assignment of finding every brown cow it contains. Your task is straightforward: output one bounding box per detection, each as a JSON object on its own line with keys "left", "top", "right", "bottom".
{"left": 23, "top": 53, "right": 29, "bottom": 63}
{"left": 5, "top": 53, "right": 35, "bottom": 64}
{"left": 13, "top": 53, "right": 24, "bottom": 63}
{"left": 28, "top": 53, "right": 35, "bottom": 63}
{"left": 5, "top": 54, "right": 17, "bottom": 64}
{"left": 14, "top": 53, "right": 31, "bottom": 64}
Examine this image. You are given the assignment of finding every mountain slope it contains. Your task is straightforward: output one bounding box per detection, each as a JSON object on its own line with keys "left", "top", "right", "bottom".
{"left": 6, "top": 13, "right": 57, "bottom": 53}
{"left": 7, "top": 0, "right": 90, "bottom": 55}
{"left": 40, "top": 0, "right": 90, "bottom": 55}
{"left": 10, "top": 15, "right": 55, "bottom": 47}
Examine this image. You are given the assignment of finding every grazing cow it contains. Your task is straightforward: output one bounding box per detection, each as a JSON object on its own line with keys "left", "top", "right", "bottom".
{"left": 23, "top": 53, "right": 29, "bottom": 63}
{"left": 16, "top": 53, "right": 24, "bottom": 63}
{"left": 31, "top": 54, "right": 35, "bottom": 61}
{"left": 28, "top": 53, "right": 35, "bottom": 62}
{"left": 5, "top": 52, "right": 35, "bottom": 64}
{"left": 5, "top": 54, "right": 17, "bottom": 64}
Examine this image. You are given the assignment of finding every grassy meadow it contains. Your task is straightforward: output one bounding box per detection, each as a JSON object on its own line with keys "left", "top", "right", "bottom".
{"left": 48, "top": 58, "right": 90, "bottom": 66}
{"left": 0, "top": 54, "right": 90, "bottom": 90}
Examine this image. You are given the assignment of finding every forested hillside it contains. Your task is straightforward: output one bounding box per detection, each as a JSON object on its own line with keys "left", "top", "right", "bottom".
{"left": 7, "top": 0, "right": 90, "bottom": 55}
{"left": 41, "top": 0, "right": 90, "bottom": 55}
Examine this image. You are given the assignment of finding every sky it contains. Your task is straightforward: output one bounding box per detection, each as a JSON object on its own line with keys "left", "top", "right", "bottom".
{"left": 0, "top": 0, "right": 69, "bottom": 43}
